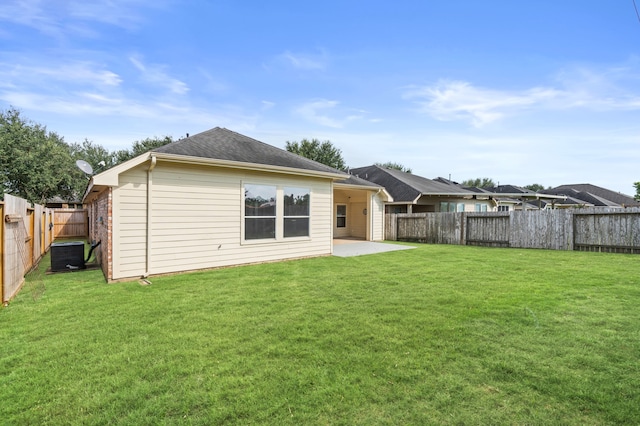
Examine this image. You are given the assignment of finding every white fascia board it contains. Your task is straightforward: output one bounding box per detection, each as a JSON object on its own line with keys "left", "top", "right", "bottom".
{"left": 490, "top": 193, "right": 567, "bottom": 200}
{"left": 91, "top": 153, "right": 151, "bottom": 187}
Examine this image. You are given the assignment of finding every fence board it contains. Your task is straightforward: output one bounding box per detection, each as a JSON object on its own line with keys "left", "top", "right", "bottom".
{"left": 466, "top": 213, "right": 510, "bottom": 247}
{"left": 386, "top": 207, "right": 640, "bottom": 254}
{"left": 53, "top": 209, "right": 88, "bottom": 238}
{"left": 0, "top": 202, "right": 3, "bottom": 303}
{"left": 2, "top": 194, "right": 53, "bottom": 303}
{"left": 573, "top": 210, "right": 640, "bottom": 253}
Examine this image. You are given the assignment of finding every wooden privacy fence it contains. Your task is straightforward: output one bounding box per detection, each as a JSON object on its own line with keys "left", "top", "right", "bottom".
{"left": 1, "top": 194, "right": 55, "bottom": 304}
{"left": 53, "top": 208, "right": 88, "bottom": 238}
{"left": 386, "top": 207, "right": 640, "bottom": 253}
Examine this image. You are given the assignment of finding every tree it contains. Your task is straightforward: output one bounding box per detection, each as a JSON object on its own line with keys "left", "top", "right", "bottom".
{"left": 461, "top": 177, "right": 496, "bottom": 188}
{"left": 634, "top": 182, "right": 640, "bottom": 201}
{"left": 1, "top": 107, "right": 77, "bottom": 204}
{"left": 524, "top": 183, "right": 547, "bottom": 192}
{"left": 375, "top": 162, "right": 412, "bottom": 173}
{"left": 68, "top": 138, "right": 118, "bottom": 199}
{"left": 285, "top": 139, "right": 346, "bottom": 170}
{"left": 114, "top": 136, "right": 173, "bottom": 164}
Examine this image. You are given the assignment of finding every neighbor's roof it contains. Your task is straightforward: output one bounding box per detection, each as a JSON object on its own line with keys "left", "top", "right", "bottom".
{"left": 350, "top": 165, "right": 475, "bottom": 202}
{"left": 153, "top": 127, "right": 345, "bottom": 176}
{"left": 540, "top": 184, "right": 639, "bottom": 207}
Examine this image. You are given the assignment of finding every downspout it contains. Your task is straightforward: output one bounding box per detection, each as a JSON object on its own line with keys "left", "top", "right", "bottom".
{"left": 144, "top": 154, "right": 157, "bottom": 278}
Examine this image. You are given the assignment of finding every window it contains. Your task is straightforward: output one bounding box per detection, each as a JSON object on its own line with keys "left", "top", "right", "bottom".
{"left": 284, "top": 187, "right": 310, "bottom": 238}
{"left": 336, "top": 205, "right": 346, "bottom": 228}
{"left": 244, "top": 184, "right": 276, "bottom": 240}
{"left": 440, "top": 202, "right": 462, "bottom": 212}
{"left": 498, "top": 205, "right": 509, "bottom": 212}
{"left": 475, "top": 203, "right": 488, "bottom": 212}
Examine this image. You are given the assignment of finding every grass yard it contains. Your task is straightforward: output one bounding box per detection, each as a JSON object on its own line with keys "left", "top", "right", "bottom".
{"left": 1, "top": 244, "right": 639, "bottom": 425}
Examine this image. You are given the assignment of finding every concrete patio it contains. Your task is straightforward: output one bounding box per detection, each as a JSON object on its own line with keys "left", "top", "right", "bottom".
{"left": 332, "top": 239, "right": 416, "bottom": 257}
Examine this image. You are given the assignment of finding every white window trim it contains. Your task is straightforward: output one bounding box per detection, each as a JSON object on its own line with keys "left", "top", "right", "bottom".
{"left": 241, "top": 182, "right": 311, "bottom": 245}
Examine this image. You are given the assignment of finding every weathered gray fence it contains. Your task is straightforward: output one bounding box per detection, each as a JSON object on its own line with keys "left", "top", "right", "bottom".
{"left": 2, "top": 194, "right": 54, "bottom": 304}
{"left": 386, "top": 208, "right": 640, "bottom": 253}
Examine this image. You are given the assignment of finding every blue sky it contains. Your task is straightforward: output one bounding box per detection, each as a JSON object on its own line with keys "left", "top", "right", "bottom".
{"left": 1, "top": 1, "right": 640, "bottom": 194}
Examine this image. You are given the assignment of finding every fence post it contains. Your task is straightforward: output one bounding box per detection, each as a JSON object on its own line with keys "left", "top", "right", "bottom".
{"left": 1, "top": 202, "right": 4, "bottom": 304}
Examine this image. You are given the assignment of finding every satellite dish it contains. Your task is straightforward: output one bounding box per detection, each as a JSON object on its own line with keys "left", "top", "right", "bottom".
{"left": 76, "top": 160, "right": 94, "bottom": 175}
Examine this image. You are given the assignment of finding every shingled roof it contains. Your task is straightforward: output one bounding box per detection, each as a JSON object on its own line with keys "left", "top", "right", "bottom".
{"left": 350, "top": 165, "right": 475, "bottom": 202}
{"left": 153, "top": 127, "right": 346, "bottom": 176}
{"left": 540, "top": 184, "right": 639, "bottom": 207}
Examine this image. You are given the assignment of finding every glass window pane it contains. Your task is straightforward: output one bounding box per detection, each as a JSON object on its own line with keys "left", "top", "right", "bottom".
{"left": 337, "top": 205, "right": 346, "bottom": 228}
{"left": 245, "top": 218, "right": 276, "bottom": 240}
{"left": 245, "top": 184, "right": 276, "bottom": 217}
{"left": 284, "top": 218, "right": 309, "bottom": 237}
{"left": 284, "top": 187, "right": 309, "bottom": 216}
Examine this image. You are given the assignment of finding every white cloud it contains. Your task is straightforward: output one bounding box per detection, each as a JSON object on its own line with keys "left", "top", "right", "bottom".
{"left": 404, "top": 80, "right": 559, "bottom": 127}
{"left": 129, "top": 56, "right": 189, "bottom": 95}
{"left": 261, "top": 100, "right": 276, "bottom": 110}
{"left": 0, "top": 0, "right": 168, "bottom": 36}
{"left": 277, "top": 50, "right": 328, "bottom": 70}
{"left": 405, "top": 64, "right": 640, "bottom": 127}
{"left": 294, "top": 99, "right": 365, "bottom": 128}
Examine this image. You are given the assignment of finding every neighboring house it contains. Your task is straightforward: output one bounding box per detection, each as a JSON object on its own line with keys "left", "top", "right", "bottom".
{"left": 539, "top": 184, "right": 640, "bottom": 208}
{"left": 45, "top": 196, "right": 84, "bottom": 209}
{"left": 83, "top": 128, "right": 389, "bottom": 282}
{"left": 351, "top": 165, "right": 493, "bottom": 213}
{"left": 483, "top": 185, "right": 546, "bottom": 211}
{"left": 435, "top": 180, "right": 566, "bottom": 211}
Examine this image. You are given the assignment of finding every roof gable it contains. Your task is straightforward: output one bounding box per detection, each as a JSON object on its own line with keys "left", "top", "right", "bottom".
{"left": 153, "top": 127, "right": 345, "bottom": 176}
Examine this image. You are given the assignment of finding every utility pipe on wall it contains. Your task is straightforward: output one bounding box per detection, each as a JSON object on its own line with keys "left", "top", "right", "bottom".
{"left": 144, "top": 154, "right": 157, "bottom": 278}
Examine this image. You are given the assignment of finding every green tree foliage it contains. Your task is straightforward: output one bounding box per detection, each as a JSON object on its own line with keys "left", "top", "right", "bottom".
{"left": 69, "top": 139, "right": 116, "bottom": 171}
{"left": 461, "top": 177, "right": 496, "bottom": 188}
{"left": 1, "top": 108, "right": 175, "bottom": 204}
{"left": 114, "top": 136, "right": 173, "bottom": 164}
{"left": 634, "top": 182, "right": 640, "bottom": 201}
{"left": 375, "top": 162, "right": 412, "bottom": 173}
{"left": 285, "top": 139, "right": 346, "bottom": 170}
{"left": 524, "top": 183, "right": 548, "bottom": 192}
{"left": 0, "top": 107, "right": 77, "bottom": 204}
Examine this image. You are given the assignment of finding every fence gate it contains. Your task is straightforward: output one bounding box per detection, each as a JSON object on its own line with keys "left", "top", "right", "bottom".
{"left": 53, "top": 209, "right": 88, "bottom": 239}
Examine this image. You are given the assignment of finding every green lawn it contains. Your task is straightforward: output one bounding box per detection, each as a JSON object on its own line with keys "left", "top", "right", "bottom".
{"left": 1, "top": 244, "right": 639, "bottom": 425}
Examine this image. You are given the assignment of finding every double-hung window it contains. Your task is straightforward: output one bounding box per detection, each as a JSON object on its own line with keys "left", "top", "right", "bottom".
{"left": 284, "top": 187, "right": 310, "bottom": 238}
{"left": 244, "top": 184, "right": 277, "bottom": 240}
{"left": 243, "top": 184, "right": 310, "bottom": 241}
{"left": 336, "top": 205, "right": 346, "bottom": 228}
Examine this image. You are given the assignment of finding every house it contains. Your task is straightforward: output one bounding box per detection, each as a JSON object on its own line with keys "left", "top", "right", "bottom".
{"left": 350, "top": 165, "right": 493, "bottom": 213}
{"left": 539, "top": 184, "right": 640, "bottom": 208}
{"left": 83, "top": 128, "right": 390, "bottom": 282}
{"left": 436, "top": 180, "right": 567, "bottom": 211}
{"left": 482, "top": 184, "right": 546, "bottom": 211}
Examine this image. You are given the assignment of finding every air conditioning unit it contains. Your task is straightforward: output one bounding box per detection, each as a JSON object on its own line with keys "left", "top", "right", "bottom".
{"left": 50, "top": 241, "right": 86, "bottom": 272}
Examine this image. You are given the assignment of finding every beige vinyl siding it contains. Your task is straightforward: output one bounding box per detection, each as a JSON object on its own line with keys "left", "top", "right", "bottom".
{"left": 371, "top": 192, "right": 385, "bottom": 241}
{"left": 350, "top": 202, "right": 367, "bottom": 238}
{"left": 145, "top": 163, "right": 333, "bottom": 277}
{"left": 112, "top": 167, "right": 148, "bottom": 279}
